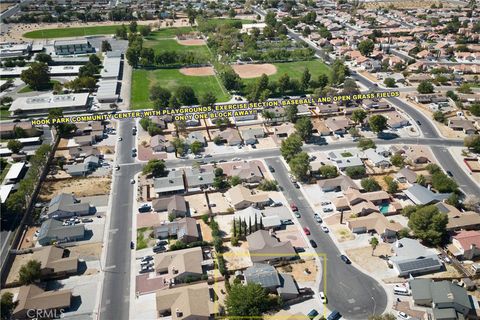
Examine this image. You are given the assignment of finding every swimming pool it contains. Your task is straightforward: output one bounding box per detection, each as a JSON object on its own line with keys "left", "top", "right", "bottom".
{"left": 378, "top": 203, "right": 389, "bottom": 214}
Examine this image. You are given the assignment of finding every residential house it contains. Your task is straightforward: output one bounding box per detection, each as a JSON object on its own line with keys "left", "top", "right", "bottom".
{"left": 186, "top": 131, "right": 207, "bottom": 147}
{"left": 225, "top": 162, "right": 264, "bottom": 184}
{"left": 68, "top": 146, "right": 101, "bottom": 160}
{"left": 448, "top": 118, "right": 477, "bottom": 135}
{"left": 435, "top": 202, "right": 480, "bottom": 231}
{"left": 384, "top": 111, "right": 409, "bottom": 128}
{"left": 241, "top": 127, "right": 265, "bottom": 145}
{"left": 327, "top": 151, "right": 364, "bottom": 171}
{"left": 28, "top": 246, "right": 78, "bottom": 279}
{"left": 273, "top": 123, "right": 296, "bottom": 139}
{"left": 246, "top": 230, "right": 296, "bottom": 264}
{"left": 395, "top": 167, "right": 417, "bottom": 184}
{"left": 347, "top": 212, "right": 403, "bottom": 242}
{"left": 235, "top": 207, "right": 282, "bottom": 230}
{"left": 37, "top": 219, "right": 85, "bottom": 246}
{"left": 243, "top": 263, "right": 299, "bottom": 300}
{"left": 226, "top": 185, "right": 271, "bottom": 210}
{"left": 154, "top": 247, "right": 205, "bottom": 283}
{"left": 155, "top": 282, "right": 213, "bottom": 319}
{"left": 404, "top": 184, "right": 450, "bottom": 205}
{"left": 154, "top": 217, "right": 199, "bottom": 243}
{"left": 363, "top": 148, "right": 391, "bottom": 168}
{"left": 402, "top": 146, "right": 432, "bottom": 164}
{"left": 389, "top": 238, "right": 443, "bottom": 277}
{"left": 184, "top": 167, "right": 215, "bottom": 191}
{"left": 151, "top": 195, "right": 188, "bottom": 218}
{"left": 409, "top": 279, "right": 474, "bottom": 319}
{"left": 212, "top": 128, "right": 242, "bottom": 146}
{"left": 13, "top": 285, "right": 72, "bottom": 320}
{"left": 0, "top": 122, "right": 40, "bottom": 139}
{"left": 337, "top": 187, "right": 395, "bottom": 216}
{"left": 312, "top": 119, "right": 332, "bottom": 136}
{"left": 64, "top": 162, "right": 90, "bottom": 177}
{"left": 317, "top": 175, "right": 359, "bottom": 192}
{"left": 448, "top": 230, "right": 480, "bottom": 260}
{"left": 153, "top": 170, "right": 186, "bottom": 195}
{"left": 150, "top": 135, "right": 174, "bottom": 153}
{"left": 325, "top": 117, "right": 353, "bottom": 134}
{"left": 45, "top": 193, "right": 92, "bottom": 219}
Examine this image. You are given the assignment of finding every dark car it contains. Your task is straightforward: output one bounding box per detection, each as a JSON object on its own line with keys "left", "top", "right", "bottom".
{"left": 446, "top": 170, "right": 453, "bottom": 177}
{"left": 416, "top": 120, "right": 422, "bottom": 126}
{"left": 327, "top": 310, "right": 342, "bottom": 320}
{"left": 153, "top": 245, "right": 166, "bottom": 253}
{"left": 130, "top": 241, "right": 135, "bottom": 250}
{"left": 293, "top": 182, "right": 300, "bottom": 189}
{"left": 340, "top": 254, "right": 351, "bottom": 264}
{"left": 307, "top": 309, "right": 319, "bottom": 319}
{"left": 268, "top": 165, "right": 275, "bottom": 172}
{"left": 310, "top": 240, "right": 317, "bottom": 248}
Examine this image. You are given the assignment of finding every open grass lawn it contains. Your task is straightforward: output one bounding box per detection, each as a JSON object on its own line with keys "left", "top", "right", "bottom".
{"left": 23, "top": 25, "right": 121, "bottom": 39}
{"left": 143, "top": 39, "right": 211, "bottom": 57}
{"left": 131, "top": 68, "right": 230, "bottom": 109}
{"left": 206, "top": 18, "right": 255, "bottom": 26}
{"left": 18, "top": 80, "right": 60, "bottom": 94}
{"left": 0, "top": 107, "right": 11, "bottom": 120}
{"left": 144, "top": 27, "right": 195, "bottom": 40}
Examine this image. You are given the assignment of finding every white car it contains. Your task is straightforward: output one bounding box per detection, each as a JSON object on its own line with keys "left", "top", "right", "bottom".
{"left": 118, "top": 137, "right": 122, "bottom": 141}
{"left": 321, "top": 225, "right": 329, "bottom": 233}
{"left": 319, "top": 291, "right": 327, "bottom": 304}
{"left": 397, "top": 311, "right": 409, "bottom": 319}
{"left": 130, "top": 179, "right": 135, "bottom": 184}
{"left": 232, "top": 157, "right": 241, "bottom": 161}
{"left": 321, "top": 201, "right": 331, "bottom": 206}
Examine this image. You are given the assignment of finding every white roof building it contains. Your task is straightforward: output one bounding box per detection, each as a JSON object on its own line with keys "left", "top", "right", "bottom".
{"left": 4, "top": 162, "right": 26, "bottom": 183}
{"left": 9, "top": 93, "right": 90, "bottom": 115}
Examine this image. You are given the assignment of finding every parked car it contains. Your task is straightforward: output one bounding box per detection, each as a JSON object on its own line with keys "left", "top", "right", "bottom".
{"left": 416, "top": 120, "right": 422, "bottom": 126}
{"left": 153, "top": 245, "right": 166, "bottom": 253}
{"left": 268, "top": 165, "right": 275, "bottom": 172}
{"left": 327, "top": 310, "right": 341, "bottom": 320}
{"left": 141, "top": 256, "right": 153, "bottom": 263}
{"left": 397, "top": 311, "right": 409, "bottom": 320}
{"left": 293, "top": 182, "right": 300, "bottom": 189}
{"left": 130, "top": 241, "right": 135, "bottom": 249}
{"left": 307, "top": 309, "right": 319, "bottom": 319}
{"left": 321, "top": 201, "right": 331, "bottom": 206}
{"left": 82, "top": 218, "right": 93, "bottom": 223}
{"left": 194, "top": 154, "right": 202, "bottom": 159}
{"left": 204, "top": 154, "right": 212, "bottom": 158}
{"left": 290, "top": 203, "right": 298, "bottom": 211}
{"left": 446, "top": 170, "right": 453, "bottom": 177}
{"left": 303, "top": 227, "right": 311, "bottom": 235}
{"left": 281, "top": 219, "right": 294, "bottom": 225}
{"left": 138, "top": 204, "right": 151, "bottom": 213}
{"left": 130, "top": 179, "right": 135, "bottom": 184}
{"left": 294, "top": 212, "right": 301, "bottom": 218}
{"left": 340, "top": 254, "right": 351, "bottom": 264}
{"left": 313, "top": 213, "right": 322, "bottom": 223}
{"left": 139, "top": 265, "right": 152, "bottom": 273}
{"left": 231, "top": 157, "right": 241, "bottom": 161}
{"left": 115, "top": 165, "right": 120, "bottom": 171}
{"left": 118, "top": 137, "right": 122, "bottom": 141}
{"left": 310, "top": 240, "right": 317, "bottom": 248}
{"left": 270, "top": 201, "right": 282, "bottom": 207}
{"left": 321, "top": 225, "right": 329, "bottom": 233}
{"left": 319, "top": 291, "right": 327, "bottom": 304}
{"left": 323, "top": 207, "right": 333, "bottom": 213}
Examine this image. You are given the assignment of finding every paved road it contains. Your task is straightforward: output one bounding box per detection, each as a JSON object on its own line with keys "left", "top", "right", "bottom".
{"left": 352, "top": 73, "right": 480, "bottom": 196}
{"left": 265, "top": 158, "right": 387, "bottom": 319}
{"left": 99, "top": 119, "right": 137, "bottom": 320}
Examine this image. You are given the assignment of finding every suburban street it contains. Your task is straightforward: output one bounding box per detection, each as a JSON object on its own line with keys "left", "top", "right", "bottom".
{"left": 266, "top": 157, "right": 388, "bottom": 319}
{"left": 99, "top": 118, "right": 138, "bottom": 320}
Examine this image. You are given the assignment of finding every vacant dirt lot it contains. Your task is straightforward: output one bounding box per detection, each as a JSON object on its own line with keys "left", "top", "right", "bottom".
{"left": 232, "top": 63, "right": 277, "bottom": 78}
{"left": 68, "top": 243, "right": 103, "bottom": 261}
{"left": 39, "top": 177, "right": 111, "bottom": 201}
{"left": 179, "top": 66, "right": 215, "bottom": 76}
{"left": 346, "top": 243, "right": 392, "bottom": 274}
{"left": 223, "top": 242, "right": 252, "bottom": 270}
{"left": 277, "top": 259, "right": 318, "bottom": 282}
{"left": 177, "top": 39, "right": 206, "bottom": 46}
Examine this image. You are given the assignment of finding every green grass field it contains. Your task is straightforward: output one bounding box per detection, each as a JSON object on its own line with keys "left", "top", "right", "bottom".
{"left": 243, "top": 60, "right": 331, "bottom": 85}
{"left": 143, "top": 39, "right": 211, "bottom": 57}
{"left": 131, "top": 69, "right": 230, "bottom": 109}
{"left": 144, "top": 27, "right": 195, "bottom": 40}
{"left": 206, "top": 18, "right": 255, "bottom": 26}
{"left": 23, "top": 25, "right": 121, "bottom": 39}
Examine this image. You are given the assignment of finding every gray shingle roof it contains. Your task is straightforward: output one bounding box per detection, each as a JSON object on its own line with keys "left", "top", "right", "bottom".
{"left": 38, "top": 219, "right": 85, "bottom": 242}
{"left": 244, "top": 264, "right": 280, "bottom": 288}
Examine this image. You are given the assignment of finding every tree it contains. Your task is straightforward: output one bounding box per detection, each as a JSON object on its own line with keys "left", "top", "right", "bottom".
{"left": 225, "top": 283, "right": 276, "bottom": 317}
{"left": 351, "top": 109, "right": 367, "bottom": 125}
{"left": 390, "top": 154, "right": 405, "bottom": 167}
{"left": 89, "top": 54, "right": 101, "bottom": 66}
{"left": 280, "top": 133, "right": 303, "bottom": 162}
{"left": 384, "top": 176, "right": 399, "bottom": 194}
{"left": 35, "top": 52, "right": 52, "bottom": 64}
{"left": 138, "top": 25, "right": 151, "bottom": 36}
{"left": 317, "top": 74, "right": 329, "bottom": 89}
{"left": 19, "top": 260, "right": 41, "bottom": 285}
{"left": 230, "top": 176, "right": 242, "bottom": 186}
{"left": 101, "top": 40, "right": 112, "bottom": 52}
{"left": 294, "top": 117, "right": 313, "bottom": 141}
{"left": 265, "top": 11, "right": 277, "bottom": 27}
{"left": 357, "top": 138, "right": 376, "bottom": 150}
{"left": 228, "top": 8, "right": 236, "bottom": 18}
{"left": 285, "top": 104, "right": 298, "bottom": 123}
{"left": 289, "top": 152, "right": 310, "bottom": 181}
{"left": 464, "top": 135, "right": 480, "bottom": 153}
{"left": 115, "top": 24, "right": 128, "bottom": 39}
{"left": 190, "top": 141, "right": 203, "bottom": 154}
{"left": 361, "top": 178, "right": 381, "bottom": 192}
{"left": 345, "top": 166, "right": 366, "bottom": 179}
{"left": 126, "top": 47, "right": 140, "bottom": 68}
{"left": 368, "top": 115, "right": 388, "bottom": 134}
{"left": 417, "top": 81, "right": 434, "bottom": 94}
{"left": 446, "top": 192, "right": 460, "bottom": 208}
{"left": 1, "top": 292, "right": 14, "bottom": 320}
{"left": 458, "top": 83, "right": 472, "bottom": 94}
{"left": 470, "top": 103, "right": 480, "bottom": 117}
{"left": 431, "top": 172, "right": 458, "bottom": 193}
{"left": 175, "top": 86, "right": 197, "bottom": 105}
{"left": 408, "top": 205, "right": 448, "bottom": 245}
{"left": 199, "top": 91, "right": 216, "bottom": 107}
{"left": 7, "top": 139, "right": 22, "bottom": 154}
{"left": 149, "top": 85, "right": 171, "bottom": 109}
{"left": 330, "top": 59, "right": 347, "bottom": 85}
{"left": 278, "top": 73, "right": 291, "bottom": 94}
{"left": 318, "top": 165, "right": 338, "bottom": 179}
{"left": 20, "top": 62, "right": 50, "bottom": 90}
{"left": 142, "top": 159, "right": 166, "bottom": 177}
{"left": 78, "top": 62, "right": 99, "bottom": 77}
{"left": 300, "top": 68, "right": 311, "bottom": 91}
{"left": 48, "top": 108, "right": 76, "bottom": 137}
{"left": 369, "top": 237, "right": 379, "bottom": 256}
{"left": 384, "top": 77, "right": 396, "bottom": 88}
{"left": 129, "top": 21, "right": 138, "bottom": 33}
{"left": 257, "top": 180, "right": 278, "bottom": 191}
{"left": 213, "top": 176, "right": 229, "bottom": 190}
{"left": 416, "top": 174, "right": 427, "bottom": 187}
{"left": 433, "top": 111, "right": 446, "bottom": 123}
{"left": 358, "top": 39, "right": 375, "bottom": 56}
